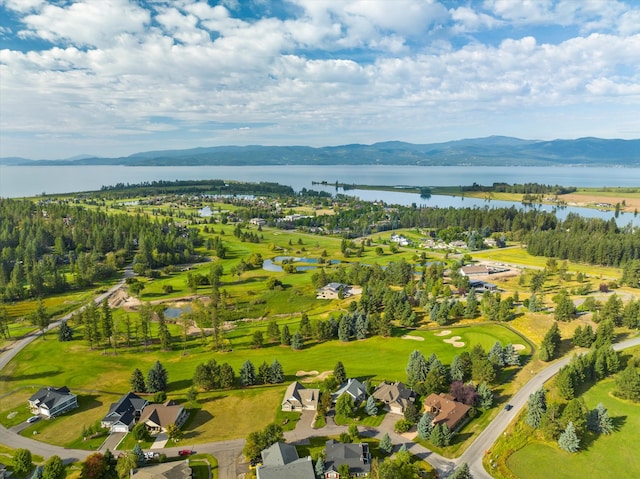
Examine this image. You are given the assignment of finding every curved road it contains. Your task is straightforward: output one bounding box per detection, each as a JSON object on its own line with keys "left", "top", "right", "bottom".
{"left": 1, "top": 272, "right": 639, "bottom": 478}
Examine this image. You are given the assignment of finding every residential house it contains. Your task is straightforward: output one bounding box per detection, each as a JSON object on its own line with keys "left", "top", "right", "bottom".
{"left": 249, "top": 218, "right": 266, "bottom": 226}
{"left": 101, "top": 392, "right": 148, "bottom": 433}
{"left": 423, "top": 393, "right": 471, "bottom": 431}
{"left": 390, "top": 234, "right": 411, "bottom": 246}
{"left": 130, "top": 460, "right": 192, "bottom": 479}
{"left": 469, "top": 280, "right": 498, "bottom": 292}
{"left": 28, "top": 386, "right": 78, "bottom": 418}
{"left": 324, "top": 440, "right": 371, "bottom": 478}
{"left": 256, "top": 442, "right": 315, "bottom": 479}
{"left": 139, "top": 400, "right": 189, "bottom": 434}
{"left": 372, "top": 381, "right": 415, "bottom": 414}
{"left": 317, "top": 282, "right": 351, "bottom": 300}
{"left": 332, "top": 379, "right": 367, "bottom": 405}
{"left": 281, "top": 382, "right": 320, "bottom": 412}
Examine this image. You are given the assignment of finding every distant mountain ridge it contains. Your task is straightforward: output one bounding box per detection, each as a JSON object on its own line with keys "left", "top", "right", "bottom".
{"left": 2, "top": 136, "right": 639, "bottom": 166}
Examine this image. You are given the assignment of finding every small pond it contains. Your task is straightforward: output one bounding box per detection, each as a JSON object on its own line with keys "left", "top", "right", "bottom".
{"left": 164, "top": 304, "right": 192, "bottom": 318}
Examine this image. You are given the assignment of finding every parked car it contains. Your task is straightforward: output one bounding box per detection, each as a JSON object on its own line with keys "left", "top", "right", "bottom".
{"left": 178, "top": 449, "right": 193, "bottom": 457}
{"left": 504, "top": 404, "right": 513, "bottom": 411}
{"left": 26, "top": 416, "right": 40, "bottom": 423}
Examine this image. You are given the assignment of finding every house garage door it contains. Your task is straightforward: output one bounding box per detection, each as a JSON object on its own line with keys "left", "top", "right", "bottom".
{"left": 112, "top": 425, "right": 129, "bottom": 433}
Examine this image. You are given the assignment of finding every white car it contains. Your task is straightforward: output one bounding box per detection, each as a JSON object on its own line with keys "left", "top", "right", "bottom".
{"left": 26, "top": 416, "right": 40, "bottom": 423}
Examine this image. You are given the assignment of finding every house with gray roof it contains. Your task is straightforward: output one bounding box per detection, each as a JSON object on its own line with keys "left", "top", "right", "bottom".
{"left": 372, "top": 381, "right": 415, "bottom": 414}
{"left": 324, "top": 440, "right": 371, "bottom": 478}
{"left": 256, "top": 442, "right": 315, "bottom": 479}
{"left": 332, "top": 378, "right": 367, "bottom": 405}
{"left": 130, "top": 460, "right": 192, "bottom": 479}
{"left": 28, "top": 386, "right": 78, "bottom": 418}
{"left": 281, "top": 381, "right": 320, "bottom": 411}
{"left": 101, "top": 392, "right": 148, "bottom": 433}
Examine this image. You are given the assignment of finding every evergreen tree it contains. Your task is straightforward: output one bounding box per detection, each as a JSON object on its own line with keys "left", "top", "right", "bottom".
{"left": 449, "top": 462, "right": 471, "bottom": 479}
{"left": 406, "top": 350, "right": 429, "bottom": 387}
{"left": 526, "top": 387, "right": 547, "bottom": 428}
{"left": 488, "top": 341, "right": 505, "bottom": 367}
{"left": 57, "top": 320, "right": 73, "bottom": 342}
{"left": 239, "top": 360, "right": 256, "bottom": 386}
{"left": 147, "top": 360, "right": 168, "bottom": 392}
{"left": 280, "top": 325, "right": 291, "bottom": 346}
{"left": 429, "top": 423, "right": 444, "bottom": 447}
{"left": 539, "top": 322, "right": 561, "bottom": 362}
{"left": 450, "top": 355, "right": 465, "bottom": 382}
{"left": 417, "top": 412, "right": 433, "bottom": 440}
{"left": 597, "top": 403, "right": 614, "bottom": 434}
{"left": 100, "top": 299, "right": 113, "bottom": 347}
{"left": 355, "top": 312, "right": 369, "bottom": 339}
{"left": 614, "top": 363, "right": 640, "bottom": 401}
{"left": 465, "top": 291, "right": 478, "bottom": 318}
{"left": 299, "top": 314, "right": 312, "bottom": 338}
{"left": 157, "top": 311, "right": 172, "bottom": 351}
{"left": 130, "top": 368, "right": 146, "bottom": 393}
{"left": 365, "top": 395, "right": 378, "bottom": 416}
{"left": 266, "top": 320, "right": 280, "bottom": 342}
{"left": 503, "top": 344, "right": 521, "bottom": 366}
{"left": 291, "top": 331, "right": 304, "bottom": 350}
{"left": 476, "top": 382, "right": 493, "bottom": 409}
{"left": 269, "top": 359, "right": 284, "bottom": 384}
{"left": 379, "top": 433, "right": 393, "bottom": 455}
{"left": 338, "top": 315, "right": 351, "bottom": 341}
{"left": 334, "top": 361, "right": 347, "bottom": 385}
{"left": 132, "top": 444, "right": 146, "bottom": 467}
{"left": 258, "top": 361, "right": 271, "bottom": 385}
{"left": 315, "top": 457, "right": 325, "bottom": 478}
{"left": 558, "top": 421, "right": 580, "bottom": 452}
{"left": 441, "top": 423, "right": 452, "bottom": 446}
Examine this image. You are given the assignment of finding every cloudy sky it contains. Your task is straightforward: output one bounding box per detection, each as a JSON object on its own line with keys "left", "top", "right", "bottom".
{"left": 1, "top": 0, "right": 639, "bottom": 159}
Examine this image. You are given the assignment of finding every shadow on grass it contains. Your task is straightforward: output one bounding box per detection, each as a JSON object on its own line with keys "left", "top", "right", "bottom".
{"left": 170, "top": 379, "right": 194, "bottom": 392}
{"left": 181, "top": 410, "right": 214, "bottom": 440}
{"left": 0, "top": 369, "right": 62, "bottom": 382}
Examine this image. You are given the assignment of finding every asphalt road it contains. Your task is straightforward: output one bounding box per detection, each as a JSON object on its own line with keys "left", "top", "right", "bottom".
{"left": 1, "top": 267, "right": 638, "bottom": 478}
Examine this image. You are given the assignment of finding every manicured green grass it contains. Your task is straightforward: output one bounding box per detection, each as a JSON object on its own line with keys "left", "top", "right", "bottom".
{"left": 190, "top": 454, "right": 218, "bottom": 479}
{"left": 117, "top": 433, "right": 155, "bottom": 451}
{"left": 505, "top": 378, "right": 640, "bottom": 479}
{"left": 0, "top": 323, "right": 529, "bottom": 445}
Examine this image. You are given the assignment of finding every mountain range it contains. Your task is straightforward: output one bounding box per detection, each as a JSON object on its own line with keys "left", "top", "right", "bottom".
{"left": 2, "top": 136, "right": 639, "bottom": 167}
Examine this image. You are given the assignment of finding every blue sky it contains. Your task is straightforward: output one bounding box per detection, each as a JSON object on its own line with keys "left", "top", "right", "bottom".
{"left": 1, "top": 0, "right": 639, "bottom": 159}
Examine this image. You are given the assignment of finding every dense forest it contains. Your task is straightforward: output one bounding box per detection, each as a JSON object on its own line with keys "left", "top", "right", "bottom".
{"left": 1, "top": 180, "right": 639, "bottom": 304}
{"left": 0, "top": 198, "right": 201, "bottom": 300}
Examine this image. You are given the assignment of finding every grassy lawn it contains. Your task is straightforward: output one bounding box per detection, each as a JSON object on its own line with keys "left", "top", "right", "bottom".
{"left": 488, "top": 347, "right": 640, "bottom": 479}
{"left": 190, "top": 453, "right": 218, "bottom": 479}
{"left": 0, "top": 322, "right": 529, "bottom": 445}
{"left": 116, "top": 433, "right": 155, "bottom": 451}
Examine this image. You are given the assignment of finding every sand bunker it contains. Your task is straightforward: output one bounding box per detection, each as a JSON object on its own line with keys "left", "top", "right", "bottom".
{"left": 402, "top": 335, "right": 425, "bottom": 341}
{"left": 513, "top": 344, "right": 526, "bottom": 351}
{"left": 434, "top": 330, "right": 452, "bottom": 336}
{"left": 443, "top": 336, "right": 465, "bottom": 347}
{"left": 315, "top": 370, "right": 333, "bottom": 381}
{"left": 296, "top": 370, "right": 319, "bottom": 377}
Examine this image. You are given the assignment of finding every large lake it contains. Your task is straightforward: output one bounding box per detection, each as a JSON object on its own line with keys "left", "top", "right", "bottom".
{"left": 1, "top": 164, "right": 639, "bottom": 225}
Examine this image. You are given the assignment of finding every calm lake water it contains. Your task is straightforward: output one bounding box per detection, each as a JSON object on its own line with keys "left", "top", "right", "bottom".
{"left": 1, "top": 164, "right": 639, "bottom": 225}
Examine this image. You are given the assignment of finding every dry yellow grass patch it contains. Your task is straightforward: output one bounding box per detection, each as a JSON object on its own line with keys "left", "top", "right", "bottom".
{"left": 184, "top": 385, "right": 287, "bottom": 443}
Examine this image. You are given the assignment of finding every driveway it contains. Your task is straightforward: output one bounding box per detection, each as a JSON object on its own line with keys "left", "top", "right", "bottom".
{"left": 99, "top": 432, "right": 126, "bottom": 452}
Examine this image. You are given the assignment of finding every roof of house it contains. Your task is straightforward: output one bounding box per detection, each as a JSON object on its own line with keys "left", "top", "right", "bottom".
{"left": 257, "top": 443, "right": 315, "bottom": 479}
{"left": 372, "top": 381, "right": 414, "bottom": 407}
{"left": 423, "top": 393, "right": 471, "bottom": 431}
{"left": 319, "top": 282, "right": 350, "bottom": 292}
{"left": 102, "top": 392, "right": 147, "bottom": 427}
{"left": 460, "top": 265, "right": 490, "bottom": 276}
{"left": 261, "top": 442, "right": 300, "bottom": 467}
{"left": 333, "top": 378, "right": 367, "bottom": 402}
{"left": 282, "top": 382, "right": 320, "bottom": 408}
{"left": 28, "top": 386, "right": 75, "bottom": 411}
{"left": 324, "top": 440, "right": 370, "bottom": 474}
{"left": 130, "top": 461, "right": 191, "bottom": 479}
{"left": 256, "top": 457, "right": 315, "bottom": 479}
{"left": 139, "top": 402, "right": 184, "bottom": 428}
